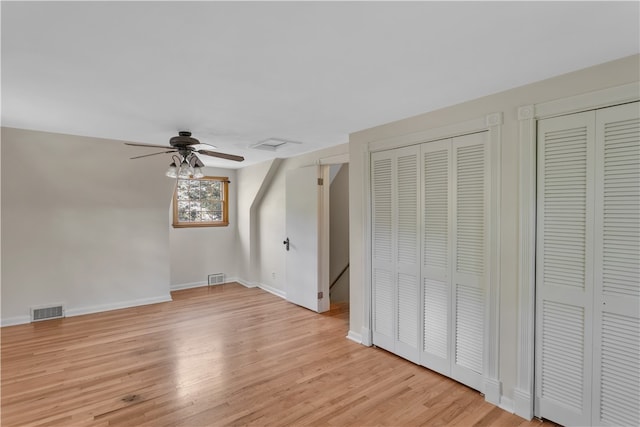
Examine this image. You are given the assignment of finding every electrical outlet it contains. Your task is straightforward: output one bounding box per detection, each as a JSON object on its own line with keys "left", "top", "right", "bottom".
{"left": 271, "top": 272, "right": 276, "bottom": 279}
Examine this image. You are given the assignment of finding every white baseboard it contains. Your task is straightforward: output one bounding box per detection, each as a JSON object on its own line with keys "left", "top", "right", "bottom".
{"left": 1, "top": 315, "right": 31, "bottom": 327}
{"left": 498, "top": 395, "right": 515, "bottom": 414}
{"left": 65, "top": 294, "right": 173, "bottom": 318}
{"left": 360, "top": 327, "right": 372, "bottom": 346}
{"left": 513, "top": 388, "right": 533, "bottom": 420}
{"left": 230, "top": 277, "right": 256, "bottom": 288}
{"left": 172, "top": 278, "right": 251, "bottom": 291}
{"left": 233, "top": 278, "right": 285, "bottom": 299}
{"left": 2, "top": 294, "right": 173, "bottom": 327}
{"left": 170, "top": 281, "right": 207, "bottom": 291}
{"left": 346, "top": 330, "right": 362, "bottom": 344}
{"left": 255, "top": 282, "right": 286, "bottom": 299}
{"left": 483, "top": 378, "right": 502, "bottom": 406}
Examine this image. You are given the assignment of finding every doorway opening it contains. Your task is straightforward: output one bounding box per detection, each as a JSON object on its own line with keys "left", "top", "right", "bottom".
{"left": 328, "top": 163, "right": 350, "bottom": 313}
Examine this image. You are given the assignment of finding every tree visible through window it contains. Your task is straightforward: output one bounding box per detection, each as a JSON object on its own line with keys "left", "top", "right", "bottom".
{"left": 172, "top": 176, "right": 229, "bottom": 227}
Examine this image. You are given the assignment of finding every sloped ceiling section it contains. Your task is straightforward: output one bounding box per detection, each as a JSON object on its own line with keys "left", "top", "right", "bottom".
{"left": 2, "top": 1, "right": 639, "bottom": 168}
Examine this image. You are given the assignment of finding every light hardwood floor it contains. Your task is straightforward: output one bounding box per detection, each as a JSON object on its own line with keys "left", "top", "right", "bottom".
{"left": 1, "top": 283, "right": 558, "bottom": 426}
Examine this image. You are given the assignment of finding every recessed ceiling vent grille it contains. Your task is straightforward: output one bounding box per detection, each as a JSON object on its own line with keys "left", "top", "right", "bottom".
{"left": 250, "top": 138, "right": 302, "bottom": 152}
{"left": 31, "top": 305, "right": 65, "bottom": 322}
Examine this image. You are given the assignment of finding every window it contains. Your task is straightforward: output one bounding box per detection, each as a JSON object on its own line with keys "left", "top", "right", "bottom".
{"left": 172, "top": 176, "right": 229, "bottom": 227}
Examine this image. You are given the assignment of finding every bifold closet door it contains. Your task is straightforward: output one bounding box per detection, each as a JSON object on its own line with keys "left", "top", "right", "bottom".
{"left": 450, "top": 132, "right": 488, "bottom": 390}
{"left": 592, "top": 102, "right": 639, "bottom": 427}
{"left": 536, "top": 102, "right": 639, "bottom": 427}
{"left": 420, "top": 132, "right": 488, "bottom": 391}
{"left": 420, "top": 139, "right": 452, "bottom": 376}
{"left": 536, "top": 110, "right": 595, "bottom": 427}
{"left": 371, "top": 146, "right": 420, "bottom": 363}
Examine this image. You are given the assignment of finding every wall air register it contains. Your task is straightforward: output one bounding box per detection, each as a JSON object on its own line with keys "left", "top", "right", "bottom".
{"left": 30, "top": 304, "right": 65, "bottom": 322}
{"left": 208, "top": 273, "right": 225, "bottom": 286}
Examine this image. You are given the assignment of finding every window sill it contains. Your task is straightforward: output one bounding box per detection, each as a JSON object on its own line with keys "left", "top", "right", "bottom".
{"left": 172, "top": 222, "right": 229, "bottom": 228}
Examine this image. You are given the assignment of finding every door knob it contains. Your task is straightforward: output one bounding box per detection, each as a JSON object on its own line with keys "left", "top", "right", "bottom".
{"left": 283, "top": 237, "right": 290, "bottom": 251}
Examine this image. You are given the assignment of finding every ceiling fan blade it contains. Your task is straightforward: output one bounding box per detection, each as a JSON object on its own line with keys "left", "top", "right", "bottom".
{"left": 197, "top": 149, "right": 245, "bottom": 162}
{"left": 125, "top": 142, "right": 174, "bottom": 150}
{"left": 130, "top": 150, "right": 177, "bottom": 159}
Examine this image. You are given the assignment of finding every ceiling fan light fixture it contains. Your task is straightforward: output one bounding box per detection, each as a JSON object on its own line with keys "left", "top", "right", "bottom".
{"left": 126, "top": 132, "right": 244, "bottom": 177}
{"left": 193, "top": 165, "right": 204, "bottom": 179}
{"left": 165, "top": 161, "right": 178, "bottom": 178}
{"left": 178, "top": 159, "right": 193, "bottom": 179}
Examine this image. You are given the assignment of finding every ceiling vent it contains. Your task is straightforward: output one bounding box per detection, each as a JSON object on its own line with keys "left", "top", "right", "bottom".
{"left": 250, "top": 138, "right": 302, "bottom": 152}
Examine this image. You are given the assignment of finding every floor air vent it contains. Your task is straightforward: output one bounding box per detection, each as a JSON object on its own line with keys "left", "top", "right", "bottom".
{"left": 31, "top": 305, "right": 65, "bottom": 322}
{"left": 208, "top": 273, "right": 225, "bottom": 286}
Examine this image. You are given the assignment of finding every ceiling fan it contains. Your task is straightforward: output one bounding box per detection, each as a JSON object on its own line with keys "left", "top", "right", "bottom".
{"left": 125, "top": 131, "right": 244, "bottom": 178}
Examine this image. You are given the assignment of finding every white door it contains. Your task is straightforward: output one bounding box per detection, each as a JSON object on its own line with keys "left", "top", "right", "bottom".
{"left": 536, "top": 102, "right": 640, "bottom": 427}
{"left": 420, "top": 139, "right": 453, "bottom": 376}
{"left": 285, "top": 165, "right": 328, "bottom": 313}
{"left": 371, "top": 145, "right": 421, "bottom": 363}
{"left": 591, "top": 102, "right": 639, "bottom": 427}
{"left": 371, "top": 132, "right": 488, "bottom": 389}
{"left": 418, "top": 133, "right": 488, "bottom": 391}
{"left": 449, "top": 132, "right": 488, "bottom": 391}
{"left": 536, "top": 110, "right": 595, "bottom": 427}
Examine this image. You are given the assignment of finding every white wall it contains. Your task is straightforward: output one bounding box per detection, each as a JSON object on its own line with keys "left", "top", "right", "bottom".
{"left": 235, "top": 158, "right": 280, "bottom": 285}
{"left": 1, "top": 127, "right": 175, "bottom": 325}
{"left": 348, "top": 54, "right": 640, "bottom": 406}
{"left": 169, "top": 167, "right": 238, "bottom": 289}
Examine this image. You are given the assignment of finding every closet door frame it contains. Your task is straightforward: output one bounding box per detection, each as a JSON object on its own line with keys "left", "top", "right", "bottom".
{"left": 363, "top": 112, "right": 503, "bottom": 406}
{"left": 515, "top": 82, "right": 640, "bottom": 421}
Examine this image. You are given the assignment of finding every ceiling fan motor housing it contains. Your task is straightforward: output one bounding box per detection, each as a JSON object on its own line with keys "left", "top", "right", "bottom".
{"left": 170, "top": 131, "right": 200, "bottom": 147}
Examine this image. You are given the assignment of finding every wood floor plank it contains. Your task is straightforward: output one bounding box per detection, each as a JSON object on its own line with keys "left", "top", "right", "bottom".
{"left": 2, "top": 283, "right": 558, "bottom": 426}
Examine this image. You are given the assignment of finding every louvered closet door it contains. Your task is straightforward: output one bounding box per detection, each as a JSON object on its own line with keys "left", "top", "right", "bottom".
{"left": 450, "top": 132, "right": 488, "bottom": 391}
{"left": 371, "top": 150, "right": 395, "bottom": 352}
{"left": 592, "top": 102, "right": 639, "bottom": 427}
{"left": 420, "top": 139, "right": 453, "bottom": 376}
{"left": 536, "top": 111, "right": 595, "bottom": 427}
{"left": 419, "top": 133, "right": 487, "bottom": 390}
{"left": 371, "top": 146, "right": 421, "bottom": 362}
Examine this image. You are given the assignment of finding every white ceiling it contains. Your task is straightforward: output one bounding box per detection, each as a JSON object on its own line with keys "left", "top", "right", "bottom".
{"left": 2, "top": 1, "right": 639, "bottom": 168}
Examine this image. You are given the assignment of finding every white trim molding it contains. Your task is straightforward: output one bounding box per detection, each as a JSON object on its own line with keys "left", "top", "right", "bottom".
{"left": 360, "top": 326, "right": 372, "bottom": 346}
{"left": 65, "top": 294, "right": 173, "bottom": 318}
{"left": 235, "top": 278, "right": 258, "bottom": 288}
{"left": 499, "top": 395, "right": 515, "bottom": 414}
{"left": 484, "top": 112, "right": 503, "bottom": 407}
{"left": 1, "top": 315, "right": 31, "bottom": 327}
{"left": 236, "top": 279, "right": 287, "bottom": 299}
{"left": 255, "top": 282, "right": 287, "bottom": 299}
{"left": 515, "top": 81, "right": 640, "bottom": 421}
{"left": 319, "top": 152, "right": 349, "bottom": 165}
{"left": 1, "top": 294, "right": 173, "bottom": 326}
{"left": 484, "top": 377, "right": 502, "bottom": 407}
{"left": 361, "top": 142, "right": 373, "bottom": 349}
{"left": 346, "top": 330, "right": 363, "bottom": 344}
{"left": 170, "top": 281, "right": 208, "bottom": 291}
{"left": 368, "top": 116, "right": 488, "bottom": 153}
{"left": 515, "top": 104, "right": 536, "bottom": 421}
